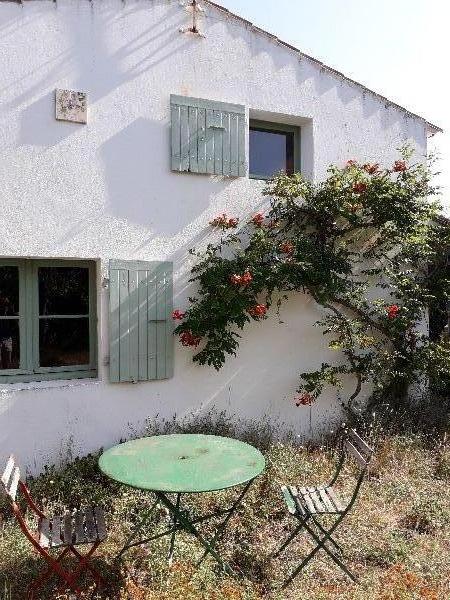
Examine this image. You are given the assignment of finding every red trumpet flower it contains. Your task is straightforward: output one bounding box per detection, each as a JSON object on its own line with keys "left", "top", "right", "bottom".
{"left": 248, "top": 304, "right": 267, "bottom": 317}
{"left": 280, "top": 241, "right": 294, "bottom": 254}
{"left": 172, "top": 309, "right": 186, "bottom": 320}
{"left": 392, "top": 160, "right": 407, "bottom": 172}
{"left": 252, "top": 213, "right": 265, "bottom": 226}
{"left": 352, "top": 182, "right": 367, "bottom": 194}
{"left": 230, "top": 271, "right": 253, "bottom": 287}
{"left": 386, "top": 304, "right": 400, "bottom": 319}
{"left": 210, "top": 214, "right": 239, "bottom": 229}
{"left": 180, "top": 331, "right": 201, "bottom": 347}
{"left": 295, "top": 393, "right": 315, "bottom": 407}
{"left": 363, "top": 163, "right": 379, "bottom": 174}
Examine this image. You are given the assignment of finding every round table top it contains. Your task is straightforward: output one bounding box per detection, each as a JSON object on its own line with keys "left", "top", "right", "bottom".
{"left": 98, "top": 434, "right": 265, "bottom": 493}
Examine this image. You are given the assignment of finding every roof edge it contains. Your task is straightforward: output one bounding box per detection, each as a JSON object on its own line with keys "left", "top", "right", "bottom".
{"left": 205, "top": 1, "right": 443, "bottom": 135}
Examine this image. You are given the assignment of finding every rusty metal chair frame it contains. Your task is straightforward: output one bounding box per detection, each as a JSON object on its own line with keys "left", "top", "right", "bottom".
{"left": 1, "top": 455, "right": 107, "bottom": 599}
{"left": 275, "top": 428, "right": 374, "bottom": 588}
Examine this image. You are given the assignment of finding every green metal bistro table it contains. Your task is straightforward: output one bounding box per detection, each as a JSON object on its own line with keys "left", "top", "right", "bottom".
{"left": 99, "top": 434, "right": 265, "bottom": 573}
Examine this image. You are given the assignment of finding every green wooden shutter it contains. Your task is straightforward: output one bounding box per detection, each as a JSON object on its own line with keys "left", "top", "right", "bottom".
{"left": 171, "top": 95, "right": 246, "bottom": 177}
{"left": 109, "top": 260, "right": 173, "bottom": 383}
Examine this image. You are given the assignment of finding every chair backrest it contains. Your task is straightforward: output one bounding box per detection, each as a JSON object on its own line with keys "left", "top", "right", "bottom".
{"left": 331, "top": 428, "right": 374, "bottom": 512}
{"left": 344, "top": 429, "right": 374, "bottom": 472}
{"left": 1, "top": 456, "right": 46, "bottom": 551}
{"left": 328, "top": 427, "right": 374, "bottom": 506}
{"left": 1, "top": 456, "right": 21, "bottom": 502}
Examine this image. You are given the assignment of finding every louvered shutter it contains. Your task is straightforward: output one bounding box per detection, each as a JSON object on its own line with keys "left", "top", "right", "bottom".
{"left": 171, "top": 95, "right": 246, "bottom": 177}
{"left": 109, "top": 260, "right": 174, "bottom": 383}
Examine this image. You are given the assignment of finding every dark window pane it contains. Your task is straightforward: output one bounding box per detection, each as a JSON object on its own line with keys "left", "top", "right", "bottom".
{"left": 285, "top": 131, "right": 295, "bottom": 175}
{"left": 249, "top": 128, "right": 295, "bottom": 179}
{"left": 39, "top": 267, "right": 89, "bottom": 316}
{"left": 0, "top": 266, "right": 19, "bottom": 316}
{"left": 39, "top": 318, "right": 90, "bottom": 367}
{"left": 0, "top": 319, "right": 20, "bottom": 370}
{"left": 430, "top": 300, "right": 449, "bottom": 341}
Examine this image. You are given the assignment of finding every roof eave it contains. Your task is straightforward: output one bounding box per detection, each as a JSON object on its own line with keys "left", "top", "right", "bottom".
{"left": 426, "top": 122, "right": 443, "bottom": 136}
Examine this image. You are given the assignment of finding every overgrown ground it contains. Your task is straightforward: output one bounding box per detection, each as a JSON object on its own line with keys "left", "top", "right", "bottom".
{"left": 1, "top": 414, "right": 449, "bottom": 600}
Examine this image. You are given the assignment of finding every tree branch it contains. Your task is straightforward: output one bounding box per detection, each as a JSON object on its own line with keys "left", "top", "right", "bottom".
{"left": 317, "top": 297, "right": 364, "bottom": 409}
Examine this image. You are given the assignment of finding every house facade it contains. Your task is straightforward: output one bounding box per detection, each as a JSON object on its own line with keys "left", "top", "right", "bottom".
{"left": 0, "top": 0, "right": 440, "bottom": 472}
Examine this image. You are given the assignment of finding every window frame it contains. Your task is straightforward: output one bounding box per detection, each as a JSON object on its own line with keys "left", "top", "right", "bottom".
{"left": 0, "top": 258, "right": 97, "bottom": 384}
{"left": 249, "top": 119, "right": 301, "bottom": 181}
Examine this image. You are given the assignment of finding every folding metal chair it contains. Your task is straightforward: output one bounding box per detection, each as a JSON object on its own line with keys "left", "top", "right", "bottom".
{"left": 275, "top": 428, "right": 374, "bottom": 588}
{"left": 1, "top": 455, "right": 108, "bottom": 599}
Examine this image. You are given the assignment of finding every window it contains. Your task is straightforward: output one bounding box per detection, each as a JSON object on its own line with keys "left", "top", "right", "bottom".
{"left": 429, "top": 249, "right": 449, "bottom": 342}
{"left": 249, "top": 120, "right": 300, "bottom": 180}
{"left": 0, "top": 259, "right": 97, "bottom": 383}
{"left": 430, "top": 300, "right": 449, "bottom": 341}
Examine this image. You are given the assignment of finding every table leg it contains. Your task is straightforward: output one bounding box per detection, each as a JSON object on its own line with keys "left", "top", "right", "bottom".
{"left": 154, "top": 491, "right": 235, "bottom": 575}
{"left": 196, "top": 479, "right": 253, "bottom": 568}
{"left": 116, "top": 498, "right": 160, "bottom": 560}
{"left": 167, "top": 493, "right": 181, "bottom": 564}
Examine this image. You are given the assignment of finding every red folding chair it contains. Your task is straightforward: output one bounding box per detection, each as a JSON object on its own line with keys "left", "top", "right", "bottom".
{"left": 1, "top": 455, "right": 108, "bottom": 599}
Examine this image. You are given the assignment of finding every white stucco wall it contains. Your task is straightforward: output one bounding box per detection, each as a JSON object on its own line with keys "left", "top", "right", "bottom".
{"left": 0, "top": 0, "right": 430, "bottom": 473}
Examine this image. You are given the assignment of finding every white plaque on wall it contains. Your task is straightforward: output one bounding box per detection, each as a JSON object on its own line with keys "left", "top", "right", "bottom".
{"left": 55, "top": 89, "right": 87, "bottom": 124}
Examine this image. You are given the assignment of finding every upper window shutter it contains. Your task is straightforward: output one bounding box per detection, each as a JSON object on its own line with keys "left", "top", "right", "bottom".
{"left": 109, "top": 260, "right": 174, "bottom": 383}
{"left": 171, "top": 95, "right": 246, "bottom": 177}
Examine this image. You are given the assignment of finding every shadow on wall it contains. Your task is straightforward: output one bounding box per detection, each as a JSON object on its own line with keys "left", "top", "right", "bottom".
{"left": 99, "top": 117, "right": 236, "bottom": 236}
{"left": 4, "top": 48, "right": 71, "bottom": 109}
{"left": 312, "top": 67, "right": 337, "bottom": 97}
{"left": 0, "top": 4, "right": 23, "bottom": 38}
{"left": 84, "top": 2, "right": 195, "bottom": 99}
{"left": 0, "top": 390, "right": 79, "bottom": 475}
{"left": 217, "top": 11, "right": 307, "bottom": 88}
{"left": 19, "top": 91, "right": 80, "bottom": 148}
{"left": 9, "top": 2, "right": 194, "bottom": 148}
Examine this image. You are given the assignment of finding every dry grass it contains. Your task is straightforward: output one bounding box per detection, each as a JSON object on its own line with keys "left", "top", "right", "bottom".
{"left": 1, "top": 427, "right": 449, "bottom": 600}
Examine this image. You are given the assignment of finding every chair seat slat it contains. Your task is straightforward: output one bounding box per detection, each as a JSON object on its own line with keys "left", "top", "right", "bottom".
{"left": 299, "top": 487, "right": 316, "bottom": 513}
{"left": 289, "top": 486, "right": 307, "bottom": 516}
{"left": 318, "top": 487, "right": 336, "bottom": 512}
{"left": 63, "top": 512, "right": 73, "bottom": 545}
{"left": 307, "top": 486, "right": 326, "bottom": 512}
{"left": 94, "top": 507, "right": 106, "bottom": 541}
{"left": 74, "top": 510, "right": 87, "bottom": 544}
{"left": 325, "top": 486, "right": 344, "bottom": 512}
{"left": 39, "top": 518, "right": 51, "bottom": 549}
{"left": 85, "top": 508, "right": 97, "bottom": 541}
{"left": 281, "top": 485, "right": 297, "bottom": 514}
{"left": 51, "top": 516, "right": 62, "bottom": 547}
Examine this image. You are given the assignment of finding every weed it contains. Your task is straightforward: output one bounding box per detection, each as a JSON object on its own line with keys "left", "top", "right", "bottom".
{"left": 400, "top": 496, "right": 449, "bottom": 534}
{"left": 1, "top": 581, "right": 12, "bottom": 600}
{"left": 434, "top": 445, "right": 450, "bottom": 480}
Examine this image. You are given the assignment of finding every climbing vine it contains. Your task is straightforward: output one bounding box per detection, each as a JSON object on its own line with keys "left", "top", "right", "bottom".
{"left": 174, "top": 148, "right": 450, "bottom": 415}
